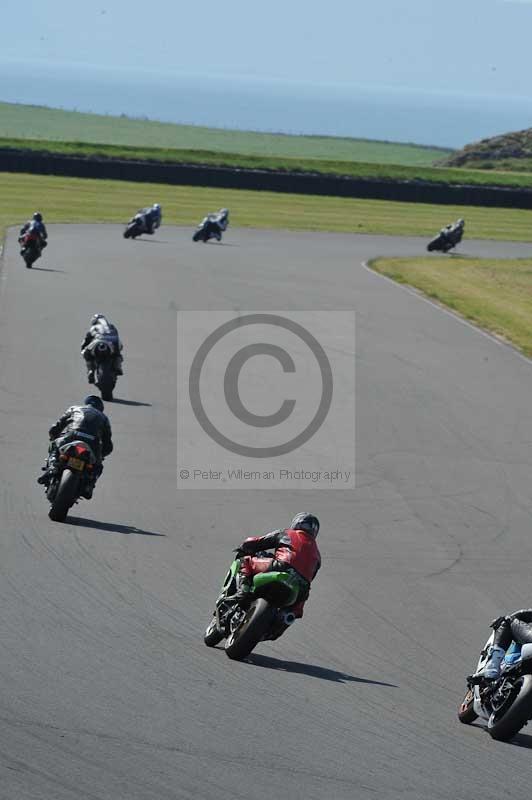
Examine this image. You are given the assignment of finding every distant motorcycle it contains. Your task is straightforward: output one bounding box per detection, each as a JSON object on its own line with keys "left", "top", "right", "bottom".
{"left": 123, "top": 213, "right": 147, "bottom": 239}
{"left": 19, "top": 225, "right": 44, "bottom": 267}
{"left": 192, "top": 215, "right": 224, "bottom": 243}
{"left": 44, "top": 439, "right": 97, "bottom": 522}
{"left": 204, "top": 550, "right": 306, "bottom": 660}
{"left": 458, "top": 632, "right": 532, "bottom": 741}
{"left": 427, "top": 222, "right": 464, "bottom": 253}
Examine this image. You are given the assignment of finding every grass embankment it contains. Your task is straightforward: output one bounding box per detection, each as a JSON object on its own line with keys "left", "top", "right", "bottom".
{"left": 0, "top": 102, "right": 448, "bottom": 166}
{"left": 2, "top": 172, "right": 532, "bottom": 244}
{"left": 372, "top": 257, "right": 532, "bottom": 357}
{"left": 6, "top": 136, "right": 532, "bottom": 189}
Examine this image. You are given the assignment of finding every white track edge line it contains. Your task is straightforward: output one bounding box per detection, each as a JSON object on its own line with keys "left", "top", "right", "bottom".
{"left": 362, "top": 259, "right": 532, "bottom": 367}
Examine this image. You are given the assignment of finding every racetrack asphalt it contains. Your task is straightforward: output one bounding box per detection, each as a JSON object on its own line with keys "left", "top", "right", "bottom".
{"left": 2, "top": 225, "right": 532, "bottom": 799}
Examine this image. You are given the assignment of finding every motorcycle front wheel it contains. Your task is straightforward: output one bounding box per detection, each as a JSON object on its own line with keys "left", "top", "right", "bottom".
{"left": 204, "top": 617, "right": 224, "bottom": 647}
{"left": 458, "top": 688, "right": 478, "bottom": 724}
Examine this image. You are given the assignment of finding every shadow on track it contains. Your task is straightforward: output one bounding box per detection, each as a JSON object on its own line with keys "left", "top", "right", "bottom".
{"left": 110, "top": 398, "right": 152, "bottom": 407}
{"left": 245, "top": 653, "right": 397, "bottom": 686}
{"left": 131, "top": 239, "right": 169, "bottom": 244}
{"left": 507, "top": 732, "right": 532, "bottom": 749}
{"left": 68, "top": 516, "right": 165, "bottom": 536}
{"left": 30, "top": 267, "right": 66, "bottom": 272}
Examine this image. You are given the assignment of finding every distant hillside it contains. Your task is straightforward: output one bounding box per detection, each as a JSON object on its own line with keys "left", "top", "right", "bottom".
{"left": 0, "top": 102, "right": 451, "bottom": 167}
{"left": 443, "top": 128, "right": 532, "bottom": 172}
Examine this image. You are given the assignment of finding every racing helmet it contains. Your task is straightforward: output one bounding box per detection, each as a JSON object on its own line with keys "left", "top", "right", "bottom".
{"left": 33, "top": 212, "right": 43, "bottom": 222}
{"left": 290, "top": 512, "right": 320, "bottom": 538}
{"left": 90, "top": 313, "right": 105, "bottom": 326}
{"left": 84, "top": 395, "right": 104, "bottom": 412}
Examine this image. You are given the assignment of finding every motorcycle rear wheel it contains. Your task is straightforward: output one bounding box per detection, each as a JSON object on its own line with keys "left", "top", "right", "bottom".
{"left": 224, "top": 598, "right": 276, "bottom": 661}
{"left": 96, "top": 362, "right": 116, "bottom": 401}
{"left": 49, "top": 470, "right": 79, "bottom": 522}
{"left": 488, "top": 674, "right": 532, "bottom": 741}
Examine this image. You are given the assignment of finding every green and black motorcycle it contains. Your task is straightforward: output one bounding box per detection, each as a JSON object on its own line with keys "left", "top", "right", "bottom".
{"left": 204, "top": 551, "right": 307, "bottom": 660}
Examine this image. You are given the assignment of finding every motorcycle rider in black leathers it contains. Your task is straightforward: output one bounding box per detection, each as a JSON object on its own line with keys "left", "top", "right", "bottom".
{"left": 37, "top": 395, "right": 113, "bottom": 498}
{"left": 441, "top": 217, "right": 464, "bottom": 246}
{"left": 81, "top": 313, "right": 124, "bottom": 384}
{"left": 138, "top": 203, "right": 162, "bottom": 234}
{"left": 19, "top": 211, "right": 48, "bottom": 253}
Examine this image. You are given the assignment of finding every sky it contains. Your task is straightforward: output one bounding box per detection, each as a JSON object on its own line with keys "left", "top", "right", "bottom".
{"left": 1, "top": 0, "right": 532, "bottom": 144}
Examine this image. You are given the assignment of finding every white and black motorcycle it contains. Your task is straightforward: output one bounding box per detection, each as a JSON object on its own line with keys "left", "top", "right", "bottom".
{"left": 459, "top": 631, "right": 532, "bottom": 740}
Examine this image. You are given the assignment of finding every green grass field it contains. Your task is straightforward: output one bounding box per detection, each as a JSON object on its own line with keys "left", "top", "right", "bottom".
{"left": 2, "top": 171, "right": 532, "bottom": 244}
{"left": 371, "top": 256, "right": 532, "bottom": 357}
{"left": 0, "top": 102, "right": 450, "bottom": 166}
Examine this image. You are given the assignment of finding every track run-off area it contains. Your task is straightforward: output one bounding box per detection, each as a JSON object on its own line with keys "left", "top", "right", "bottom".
{"left": 2, "top": 225, "right": 532, "bottom": 799}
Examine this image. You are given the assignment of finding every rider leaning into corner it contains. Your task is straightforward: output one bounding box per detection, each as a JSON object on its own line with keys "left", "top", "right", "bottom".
{"left": 235, "top": 512, "right": 321, "bottom": 637}
{"left": 37, "top": 395, "right": 113, "bottom": 499}
{"left": 470, "top": 610, "right": 532, "bottom": 681}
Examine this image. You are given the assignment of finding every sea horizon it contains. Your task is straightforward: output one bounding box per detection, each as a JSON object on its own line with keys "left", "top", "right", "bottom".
{"left": 2, "top": 60, "right": 532, "bottom": 149}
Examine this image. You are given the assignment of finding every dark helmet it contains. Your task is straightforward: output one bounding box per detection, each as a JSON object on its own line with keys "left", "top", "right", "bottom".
{"left": 84, "top": 395, "right": 104, "bottom": 412}
{"left": 219, "top": 208, "right": 229, "bottom": 217}
{"left": 90, "top": 313, "right": 104, "bottom": 326}
{"left": 457, "top": 218, "right": 465, "bottom": 226}
{"left": 290, "top": 512, "right": 320, "bottom": 538}
{"left": 33, "top": 212, "right": 42, "bottom": 222}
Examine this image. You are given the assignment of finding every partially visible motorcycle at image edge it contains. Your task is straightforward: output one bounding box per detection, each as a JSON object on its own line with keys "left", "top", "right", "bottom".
{"left": 203, "top": 551, "right": 306, "bottom": 660}
{"left": 458, "top": 632, "right": 532, "bottom": 741}
{"left": 44, "top": 440, "right": 97, "bottom": 522}
{"left": 123, "top": 214, "right": 146, "bottom": 239}
{"left": 19, "top": 226, "right": 44, "bottom": 267}
{"left": 192, "top": 215, "right": 223, "bottom": 243}
{"left": 427, "top": 224, "right": 463, "bottom": 253}
{"left": 87, "top": 341, "right": 119, "bottom": 401}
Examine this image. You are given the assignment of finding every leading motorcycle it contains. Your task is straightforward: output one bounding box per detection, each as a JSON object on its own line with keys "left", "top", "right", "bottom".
{"left": 44, "top": 439, "right": 98, "bottom": 522}
{"left": 19, "top": 225, "right": 44, "bottom": 268}
{"left": 458, "top": 631, "right": 532, "bottom": 740}
{"left": 204, "top": 551, "right": 305, "bottom": 660}
{"left": 427, "top": 224, "right": 463, "bottom": 253}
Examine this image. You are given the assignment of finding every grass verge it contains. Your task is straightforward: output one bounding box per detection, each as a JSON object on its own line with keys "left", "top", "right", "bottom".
{"left": 371, "top": 256, "right": 532, "bottom": 357}
{"left": 2, "top": 171, "right": 532, "bottom": 244}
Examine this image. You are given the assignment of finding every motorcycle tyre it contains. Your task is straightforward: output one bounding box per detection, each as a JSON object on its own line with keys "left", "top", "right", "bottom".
{"left": 224, "top": 597, "right": 276, "bottom": 661}
{"left": 204, "top": 617, "right": 224, "bottom": 647}
{"left": 488, "top": 674, "right": 532, "bottom": 741}
{"left": 96, "top": 362, "right": 116, "bottom": 402}
{"left": 458, "top": 688, "right": 478, "bottom": 724}
{"left": 49, "top": 470, "right": 79, "bottom": 522}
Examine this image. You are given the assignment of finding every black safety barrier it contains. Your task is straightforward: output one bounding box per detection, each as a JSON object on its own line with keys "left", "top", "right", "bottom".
{"left": 2, "top": 149, "right": 532, "bottom": 209}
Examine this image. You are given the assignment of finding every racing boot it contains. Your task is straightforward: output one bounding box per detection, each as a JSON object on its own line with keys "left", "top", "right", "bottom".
{"left": 235, "top": 573, "right": 253, "bottom": 607}
{"left": 483, "top": 646, "right": 506, "bottom": 680}
{"left": 113, "top": 355, "right": 124, "bottom": 376}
